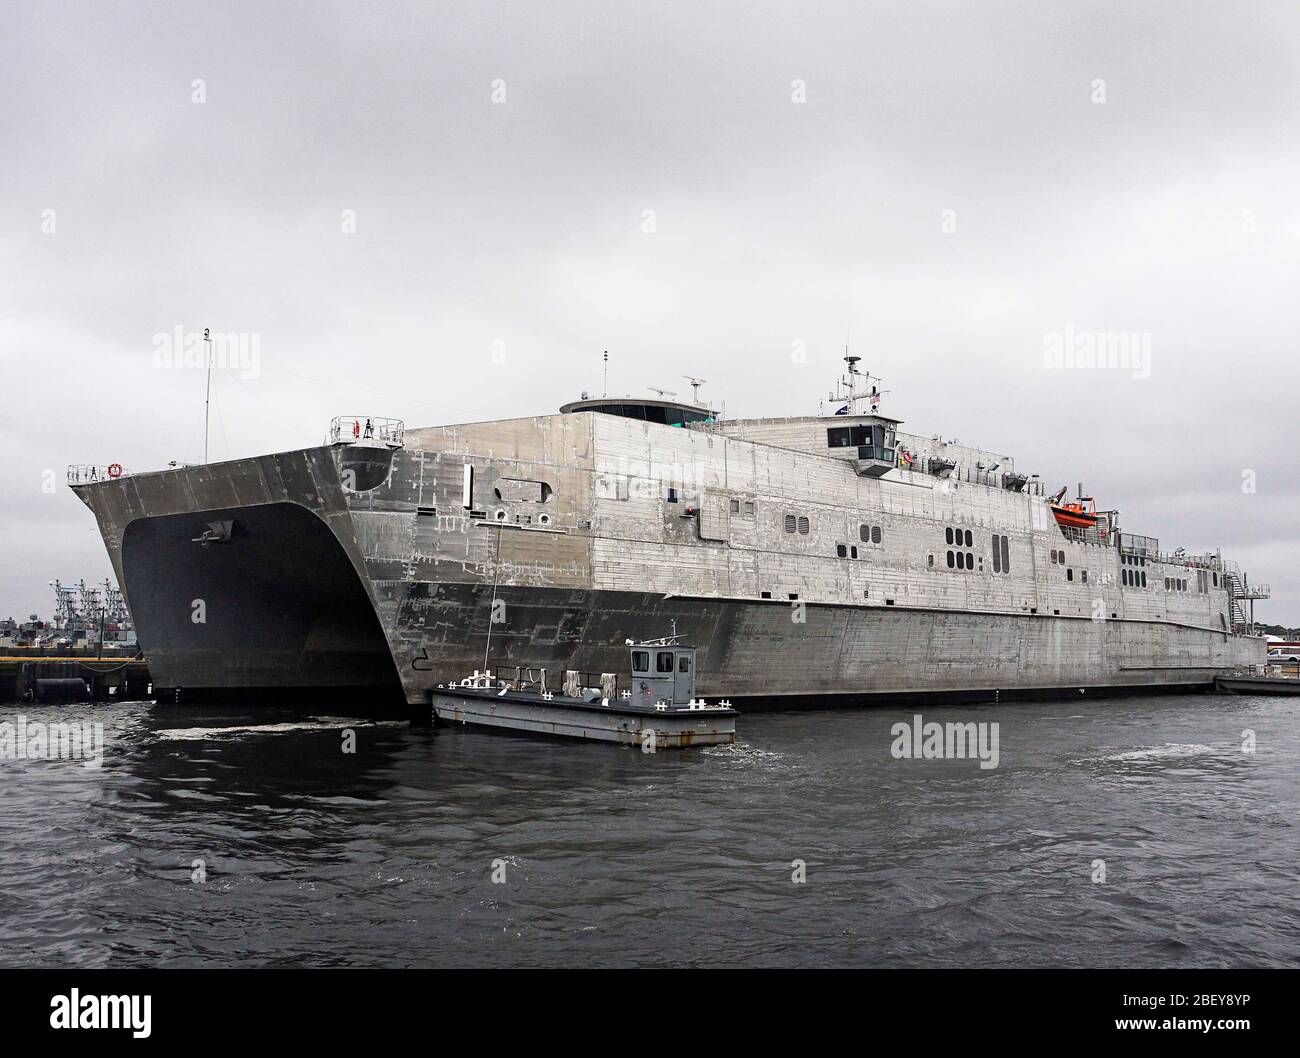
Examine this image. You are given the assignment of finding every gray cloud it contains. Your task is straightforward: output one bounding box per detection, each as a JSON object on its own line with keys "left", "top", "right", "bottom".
{"left": 1, "top": 0, "right": 1297, "bottom": 623}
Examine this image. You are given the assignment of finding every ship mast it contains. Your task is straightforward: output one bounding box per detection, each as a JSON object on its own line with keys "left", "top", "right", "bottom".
{"left": 203, "top": 327, "right": 213, "bottom": 464}
{"left": 829, "top": 350, "right": 888, "bottom": 415}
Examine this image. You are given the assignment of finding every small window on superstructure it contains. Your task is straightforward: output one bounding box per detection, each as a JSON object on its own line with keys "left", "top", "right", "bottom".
{"left": 797, "top": 516, "right": 809, "bottom": 535}
{"left": 945, "top": 527, "right": 954, "bottom": 545}
{"left": 730, "top": 498, "right": 740, "bottom": 513}
{"left": 784, "top": 514, "right": 797, "bottom": 533}
{"left": 850, "top": 546, "right": 858, "bottom": 559}
{"left": 964, "top": 529, "right": 973, "bottom": 548}
{"left": 947, "top": 550, "right": 955, "bottom": 569}
{"left": 861, "top": 525, "right": 871, "bottom": 542}
{"left": 743, "top": 500, "right": 754, "bottom": 515}
{"left": 992, "top": 535, "right": 1002, "bottom": 574}
{"left": 1081, "top": 570, "right": 1088, "bottom": 583}
{"left": 928, "top": 554, "right": 935, "bottom": 567}
{"left": 872, "top": 526, "right": 882, "bottom": 544}
{"left": 1067, "top": 568, "right": 1074, "bottom": 582}
{"left": 836, "top": 544, "right": 847, "bottom": 558}
{"left": 666, "top": 488, "right": 678, "bottom": 503}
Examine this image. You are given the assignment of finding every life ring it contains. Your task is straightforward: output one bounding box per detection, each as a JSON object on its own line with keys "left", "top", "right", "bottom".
{"left": 107, "top": 463, "right": 123, "bottom": 479}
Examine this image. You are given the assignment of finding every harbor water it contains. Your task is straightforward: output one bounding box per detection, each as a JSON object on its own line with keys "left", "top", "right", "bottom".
{"left": 1, "top": 693, "right": 1296, "bottom": 967}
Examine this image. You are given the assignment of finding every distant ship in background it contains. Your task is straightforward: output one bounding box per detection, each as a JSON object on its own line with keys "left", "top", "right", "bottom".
{"left": 0, "top": 578, "right": 137, "bottom": 650}
{"left": 69, "top": 355, "right": 1269, "bottom": 708}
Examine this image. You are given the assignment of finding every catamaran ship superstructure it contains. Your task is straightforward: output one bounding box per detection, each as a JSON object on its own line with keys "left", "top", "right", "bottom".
{"left": 69, "top": 357, "right": 1268, "bottom": 707}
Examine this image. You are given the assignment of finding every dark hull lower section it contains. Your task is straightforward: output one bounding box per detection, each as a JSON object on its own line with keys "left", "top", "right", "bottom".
{"left": 120, "top": 502, "right": 405, "bottom": 707}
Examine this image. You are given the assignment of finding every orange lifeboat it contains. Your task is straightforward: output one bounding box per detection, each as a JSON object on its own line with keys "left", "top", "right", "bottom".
{"left": 1050, "top": 497, "right": 1100, "bottom": 529}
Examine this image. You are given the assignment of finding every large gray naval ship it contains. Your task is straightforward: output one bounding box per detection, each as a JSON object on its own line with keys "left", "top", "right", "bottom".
{"left": 69, "top": 358, "right": 1268, "bottom": 709}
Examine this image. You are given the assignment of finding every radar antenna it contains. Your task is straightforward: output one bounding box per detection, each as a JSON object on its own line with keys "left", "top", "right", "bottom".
{"left": 682, "top": 375, "right": 707, "bottom": 405}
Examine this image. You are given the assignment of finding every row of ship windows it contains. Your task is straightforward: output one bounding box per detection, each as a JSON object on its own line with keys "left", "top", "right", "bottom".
{"left": 769, "top": 514, "right": 1212, "bottom": 594}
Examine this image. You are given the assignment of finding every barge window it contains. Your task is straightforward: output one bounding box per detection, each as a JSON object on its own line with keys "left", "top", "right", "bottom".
{"left": 656, "top": 652, "right": 674, "bottom": 673}
{"left": 632, "top": 651, "right": 650, "bottom": 672}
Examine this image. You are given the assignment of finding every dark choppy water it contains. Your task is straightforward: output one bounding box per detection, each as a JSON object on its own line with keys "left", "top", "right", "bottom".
{"left": 1, "top": 694, "right": 1296, "bottom": 967}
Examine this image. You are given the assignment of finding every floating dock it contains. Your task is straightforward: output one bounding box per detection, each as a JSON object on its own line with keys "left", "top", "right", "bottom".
{"left": 0, "top": 655, "right": 151, "bottom": 703}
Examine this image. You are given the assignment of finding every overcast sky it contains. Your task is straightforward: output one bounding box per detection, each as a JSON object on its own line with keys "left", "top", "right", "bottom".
{"left": 2, "top": 0, "right": 1297, "bottom": 625}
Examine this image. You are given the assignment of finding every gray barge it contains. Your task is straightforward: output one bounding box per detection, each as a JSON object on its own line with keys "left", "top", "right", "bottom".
{"left": 431, "top": 639, "right": 737, "bottom": 748}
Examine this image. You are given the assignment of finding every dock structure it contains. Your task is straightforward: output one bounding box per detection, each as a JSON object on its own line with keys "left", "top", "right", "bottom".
{"left": 0, "top": 654, "right": 151, "bottom": 703}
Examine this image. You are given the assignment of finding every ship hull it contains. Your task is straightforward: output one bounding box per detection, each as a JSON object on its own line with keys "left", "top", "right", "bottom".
{"left": 70, "top": 425, "right": 1266, "bottom": 712}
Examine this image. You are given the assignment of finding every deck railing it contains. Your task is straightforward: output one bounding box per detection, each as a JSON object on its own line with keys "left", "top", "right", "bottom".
{"left": 328, "top": 416, "right": 405, "bottom": 447}
{"left": 66, "top": 464, "right": 129, "bottom": 485}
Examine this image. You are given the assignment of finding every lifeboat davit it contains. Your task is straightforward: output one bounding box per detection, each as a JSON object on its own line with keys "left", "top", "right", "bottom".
{"left": 1049, "top": 500, "right": 1100, "bottom": 529}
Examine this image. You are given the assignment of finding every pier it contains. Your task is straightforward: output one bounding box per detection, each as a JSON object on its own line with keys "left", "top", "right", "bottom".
{"left": 0, "top": 651, "right": 151, "bottom": 703}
